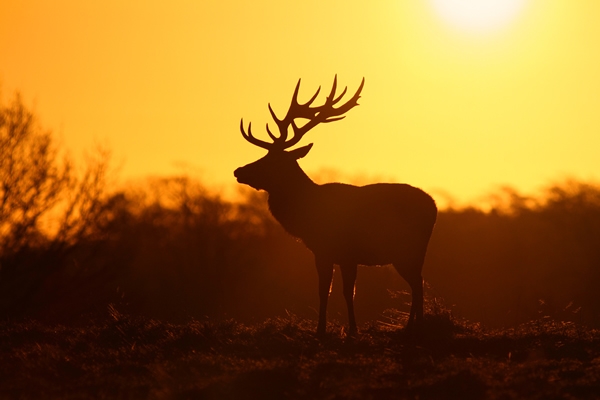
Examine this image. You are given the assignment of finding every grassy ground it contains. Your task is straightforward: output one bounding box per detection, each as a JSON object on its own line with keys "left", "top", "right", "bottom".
{"left": 1, "top": 306, "right": 600, "bottom": 400}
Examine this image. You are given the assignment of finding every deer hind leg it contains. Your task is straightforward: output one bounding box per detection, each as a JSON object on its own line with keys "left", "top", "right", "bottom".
{"left": 394, "top": 258, "right": 424, "bottom": 329}
{"left": 340, "top": 264, "right": 358, "bottom": 335}
{"left": 316, "top": 257, "right": 334, "bottom": 336}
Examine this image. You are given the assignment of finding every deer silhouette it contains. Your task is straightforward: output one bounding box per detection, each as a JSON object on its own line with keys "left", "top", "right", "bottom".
{"left": 234, "top": 77, "right": 437, "bottom": 335}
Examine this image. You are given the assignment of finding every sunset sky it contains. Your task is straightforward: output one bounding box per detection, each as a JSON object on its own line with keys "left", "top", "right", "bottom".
{"left": 2, "top": 0, "right": 599, "bottom": 206}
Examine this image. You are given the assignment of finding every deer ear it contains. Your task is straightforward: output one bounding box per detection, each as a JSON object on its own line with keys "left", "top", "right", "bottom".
{"left": 288, "top": 143, "right": 313, "bottom": 159}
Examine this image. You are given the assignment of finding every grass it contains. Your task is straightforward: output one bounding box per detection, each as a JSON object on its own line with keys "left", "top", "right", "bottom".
{"left": 1, "top": 304, "right": 600, "bottom": 399}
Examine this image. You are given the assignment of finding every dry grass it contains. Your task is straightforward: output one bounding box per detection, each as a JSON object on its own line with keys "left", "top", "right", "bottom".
{"left": 1, "top": 305, "right": 600, "bottom": 399}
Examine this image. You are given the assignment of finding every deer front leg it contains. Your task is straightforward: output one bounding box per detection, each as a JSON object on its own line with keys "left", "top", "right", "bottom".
{"left": 340, "top": 264, "right": 358, "bottom": 335}
{"left": 316, "top": 257, "right": 334, "bottom": 336}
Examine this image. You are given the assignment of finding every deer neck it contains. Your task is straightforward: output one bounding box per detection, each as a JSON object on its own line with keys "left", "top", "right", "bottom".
{"left": 268, "top": 166, "right": 316, "bottom": 199}
{"left": 266, "top": 168, "right": 317, "bottom": 235}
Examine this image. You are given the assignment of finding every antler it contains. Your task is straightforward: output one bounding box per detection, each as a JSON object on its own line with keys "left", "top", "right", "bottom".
{"left": 240, "top": 75, "right": 365, "bottom": 151}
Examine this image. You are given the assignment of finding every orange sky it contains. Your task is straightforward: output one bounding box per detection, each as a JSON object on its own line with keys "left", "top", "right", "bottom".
{"left": 2, "top": 1, "right": 599, "bottom": 206}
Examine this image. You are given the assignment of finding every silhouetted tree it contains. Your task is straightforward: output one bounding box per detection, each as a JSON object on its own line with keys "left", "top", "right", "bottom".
{"left": 0, "top": 94, "right": 68, "bottom": 257}
{"left": 0, "top": 93, "right": 113, "bottom": 254}
{"left": 427, "top": 181, "right": 600, "bottom": 327}
{"left": 0, "top": 92, "right": 114, "bottom": 317}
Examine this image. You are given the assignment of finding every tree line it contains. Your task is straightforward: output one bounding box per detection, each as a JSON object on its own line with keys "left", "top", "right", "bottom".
{"left": 2, "top": 93, "right": 599, "bottom": 327}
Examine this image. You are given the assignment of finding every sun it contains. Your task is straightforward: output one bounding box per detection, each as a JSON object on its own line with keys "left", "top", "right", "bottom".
{"left": 429, "top": 0, "right": 526, "bottom": 33}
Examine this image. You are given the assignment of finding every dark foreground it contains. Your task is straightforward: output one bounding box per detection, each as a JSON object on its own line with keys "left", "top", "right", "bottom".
{"left": 1, "top": 307, "right": 600, "bottom": 400}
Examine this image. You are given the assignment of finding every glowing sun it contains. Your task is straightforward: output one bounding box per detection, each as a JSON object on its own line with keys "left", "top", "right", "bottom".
{"left": 430, "top": 0, "right": 526, "bottom": 33}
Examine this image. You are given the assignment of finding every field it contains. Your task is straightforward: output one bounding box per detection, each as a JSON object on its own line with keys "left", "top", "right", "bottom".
{"left": 2, "top": 305, "right": 600, "bottom": 400}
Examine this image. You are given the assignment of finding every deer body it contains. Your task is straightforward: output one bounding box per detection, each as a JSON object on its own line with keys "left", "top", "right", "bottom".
{"left": 235, "top": 77, "right": 437, "bottom": 334}
{"left": 268, "top": 181, "right": 436, "bottom": 266}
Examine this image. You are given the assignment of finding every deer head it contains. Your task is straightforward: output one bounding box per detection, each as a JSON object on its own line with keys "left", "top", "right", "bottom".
{"left": 234, "top": 76, "right": 365, "bottom": 192}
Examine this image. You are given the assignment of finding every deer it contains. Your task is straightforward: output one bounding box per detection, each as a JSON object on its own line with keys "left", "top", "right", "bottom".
{"left": 234, "top": 76, "right": 437, "bottom": 335}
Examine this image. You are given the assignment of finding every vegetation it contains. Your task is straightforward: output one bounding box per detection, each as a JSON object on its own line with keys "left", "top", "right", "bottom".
{"left": 2, "top": 306, "right": 600, "bottom": 399}
{"left": 3, "top": 166, "right": 600, "bottom": 328}
{"left": 3, "top": 92, "right": 600, "bottom": 398}
{"left": 0, "top": 93, "right": 115, "bottom": 317}
{"left": 429, "top": 181, "right": 600, "bottom": 327}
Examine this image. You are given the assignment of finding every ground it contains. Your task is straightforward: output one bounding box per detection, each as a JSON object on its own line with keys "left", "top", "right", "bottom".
{"left": 1, "top": 306, "right": 600, "bottom": 399}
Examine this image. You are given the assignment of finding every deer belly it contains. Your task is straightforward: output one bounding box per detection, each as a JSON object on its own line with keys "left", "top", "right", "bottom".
{"left": 307, "top": 225, "right": 416, "bottom": 266}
